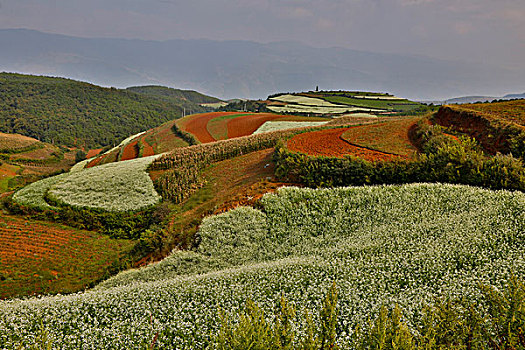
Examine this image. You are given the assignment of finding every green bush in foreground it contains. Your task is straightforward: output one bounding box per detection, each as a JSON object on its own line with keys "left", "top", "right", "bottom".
{"left": 217, "top": 277, "right": 525, "bottom": 350}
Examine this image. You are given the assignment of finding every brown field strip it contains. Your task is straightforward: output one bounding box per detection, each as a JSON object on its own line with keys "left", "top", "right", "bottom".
{"left": 121, "top": 140, "right": 139, "bottom": 161}
{"left": 287, "top": 128, "right": 400, "bottom": 161}
{"left": 340, "top": 117, "right": 420, "bottom": 158}
{"left": 177, "top": 112, "right": 240, "bottom": 143}
{"left": 0, "top": 214, "right": 134, "bottom": 299}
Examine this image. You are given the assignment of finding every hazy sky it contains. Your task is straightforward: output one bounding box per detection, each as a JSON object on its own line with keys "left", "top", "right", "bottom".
{"left": 1, "top": 0, "right": 524, "bottom": 69}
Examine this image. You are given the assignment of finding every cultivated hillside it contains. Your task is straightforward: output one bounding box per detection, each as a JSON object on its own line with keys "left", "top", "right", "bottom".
{"left": 2, "top": 98, "right": 525, "bottom": 348}
{"left": 0, "top": 73, "right": 218, "bottom": 149}
{"left": 2, "top": 184, "right": 524, "bottom": 348}
{"left": 0, "top": 132, "right": 76, "bottom": 193}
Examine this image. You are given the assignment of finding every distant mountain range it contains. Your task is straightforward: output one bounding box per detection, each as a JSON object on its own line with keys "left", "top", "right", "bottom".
{"left": 423, "top": 93, "right": 525, "bottom": 105}
{"left": 1, "top": 29, "right": 524, "bottom": 101}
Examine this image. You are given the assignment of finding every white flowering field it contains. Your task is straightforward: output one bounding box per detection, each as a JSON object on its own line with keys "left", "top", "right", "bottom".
{"left": 267, "top": 104, "right": 385, "bottom": 114}
{"left": 2, "top": 183, "right": 524, "bottom": 349}
{"left": 47, "top": 155, "right": 162, "bottom": 212}
{"left": 11, "top": 173, "right": 70, "bottom": 210}
{"left": 253, "top": 121, "right": 329, "bottom": 134}
{"left": 270, "top": 94, "right": 342, "bottom": 107}
{"left": 13, "top": 155, "right": 161, "bottom": 212}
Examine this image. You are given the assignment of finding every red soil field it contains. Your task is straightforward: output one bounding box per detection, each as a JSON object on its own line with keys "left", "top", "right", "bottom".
{"left": 86, "top": 153, "right": 107, "bottom": 168}
{"left": 287, "top": 128, "right": 400, "bottom": 162}
{"left": 141, "top": 138, "right": 155, "bottom": 157}
{"left": 0, "top": 214, "right": 133, "bottom": 299}
{"left": 86, "top": 148, "right": 102, "bottom": 158}
{"left": 340, "top": 118, "right": 420, "bottom": 158}
{"left": 227, "top": 113, "right": 286, "bottom": 138}
{"left": 178, "top": 112, "right": 240, "bottom": 143}
{"left": 121, "top": 140, "right": 139, "bottom": 161}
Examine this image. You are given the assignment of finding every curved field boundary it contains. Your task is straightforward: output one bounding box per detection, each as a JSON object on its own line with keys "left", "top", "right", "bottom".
{"left": 340, "top": 117, "right": 420, "bottom": 158}
{"left": 120, "top": 140, "right": 139, "bottom": 161}
{"left": 48, "top": 155, "right": 162, "bottom": 212}
{"left": 253, "top": 121, "right": 330, "bottom": 134}
{"left": 206, "top": 113, "right": 251, "bottom": 140}
{"left": 225, "top": 114, "right": 326, "bottom": 139}
{"left": 12, "top": 173, "right": 70, "bottom": 210}
{"left": 140, "top": 137, "right": 155, "bottom": 157}
{"left": 177, "top": 112, "right": 240, "bottom": 143}
{"left": 287, "top": 127, "right": 400, "bottom": 161}
{"left": 434, "top": 105, "right": 525, "bottom": 158}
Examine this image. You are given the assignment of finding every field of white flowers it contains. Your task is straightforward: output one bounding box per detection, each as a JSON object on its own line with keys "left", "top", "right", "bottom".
{"left": 11, "top": 173, "right": 70, "bottom": 210}
{"left": 270, "top": 94, "right": 343, "bottom": 107}
{"left": 267, "top": 104, "right": 384, "bottom": 114}
{"left": 13, "top": 155, "right": 161, "bottom": 212}
{"left": 48, "top": 155, "right": 162, "bottom": 212}
{"left": 2, "top": 183, "right": 525, "bottom": 349}
{"left": 253, "top": 121, "right": 329, "bottom": 134}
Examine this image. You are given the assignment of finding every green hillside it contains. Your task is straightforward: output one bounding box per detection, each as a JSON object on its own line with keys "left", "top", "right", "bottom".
{"left": 126, "top": 85, "right": 222, "bottom": 110}
{"left": 0, "top": 73, "right": 215, "bottom": 149}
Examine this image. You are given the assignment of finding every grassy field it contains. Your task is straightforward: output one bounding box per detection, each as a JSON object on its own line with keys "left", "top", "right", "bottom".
{"left": 0, "top": 213, "right": 134, "bottom": 299}
{"left": 2, "top": 184, "right": 524, "bottom": 348}
{"left": 460, "top": 99, "right": 525, "bottom": 126}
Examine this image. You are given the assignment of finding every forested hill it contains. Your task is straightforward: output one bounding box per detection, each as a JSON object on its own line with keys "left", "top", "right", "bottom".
{"left": 126, "top": 85, "right": 222, "bottom": 110}
{"left": 0, "top": 73, "right": 218, "bottom": 149}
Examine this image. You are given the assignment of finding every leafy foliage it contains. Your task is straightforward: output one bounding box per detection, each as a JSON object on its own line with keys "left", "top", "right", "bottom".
{"left": 0, "top": 73, "right": 185, "bottom": 149}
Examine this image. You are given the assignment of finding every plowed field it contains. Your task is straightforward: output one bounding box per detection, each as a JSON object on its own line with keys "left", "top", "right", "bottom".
{"left": 141, "top": 138, "right": 155, "bottom": 157}
{"left": 0, "top": 214, "right": 134, "bottom": 298}
{"left": 287, "top": 128, "right": 400, "bottom": 161}
{"left": 227, "top": 114, "right": 328, "bottom": 139}
{"left": 121, "top": 140, "right": 139, "bottom": 161}
{"left": 86, "top": 148, "right": 102, "bottom": 158}
{"left": 340, "top": 117, "right": 420, "bottom": 158}
{"left": 177, "top": 112, "right": 240, "bottom": 143}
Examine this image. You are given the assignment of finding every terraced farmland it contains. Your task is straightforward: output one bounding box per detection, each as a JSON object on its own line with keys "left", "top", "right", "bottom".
{"left": 0, "top": 132, "right": 76, "bottom": 194}
{"left": 287, "top": 127, "right": 400, "bottom": 161}
{"left": 461, "top": 99, "right": 525, "bottom": 126}
{"left": 0, "top": 213, "right": 134, "bottom": 299}
{"left": 340, "top": 117, "right": 421, "bottom": 158}
{"left": 2, "top": 184, "right": 524, "bottom": 348}
{"left": 266, "top": 91, "right": 428, "bottom": 115}
{"left": 286, "top": 117, "right": 420, "bottom": 161}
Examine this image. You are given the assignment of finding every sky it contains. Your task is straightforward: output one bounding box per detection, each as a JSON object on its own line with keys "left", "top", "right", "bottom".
{"left": 0, "top": 0, "right": 524, "bottom": 70}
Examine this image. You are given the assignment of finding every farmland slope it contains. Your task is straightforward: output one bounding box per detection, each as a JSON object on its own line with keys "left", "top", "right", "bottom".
{"left": 1, "top": 184, "right": 524, "bottom": 348}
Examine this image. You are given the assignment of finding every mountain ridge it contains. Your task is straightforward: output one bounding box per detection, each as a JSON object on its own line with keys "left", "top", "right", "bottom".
{"left": 1, "top": 28, "right": 524, "bottom": 100}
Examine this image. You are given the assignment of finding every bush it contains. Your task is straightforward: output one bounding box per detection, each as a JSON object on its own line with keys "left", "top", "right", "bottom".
{"left": 217, "top": 277, "right": 525, "bottom": 350}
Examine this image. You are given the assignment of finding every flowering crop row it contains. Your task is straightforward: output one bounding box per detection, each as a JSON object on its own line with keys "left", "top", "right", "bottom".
{"left": 2, "top": 183, "right": 522, "bottom": 348}
{"left": 151, "top": 129, "right": 301, "bottom": 203}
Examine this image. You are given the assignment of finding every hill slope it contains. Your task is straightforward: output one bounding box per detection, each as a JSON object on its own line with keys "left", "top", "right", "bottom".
{"left": 0, "top": 73, "right": 216, "bottom": 149}
{"left": 2, "top": 184, "right": 524, "bottom": 348}
{"left": 126, "top": 85, "right": 222, "bottom": 111}
{"left": 0, "top": 132, "right": 76, "bottom": 193}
